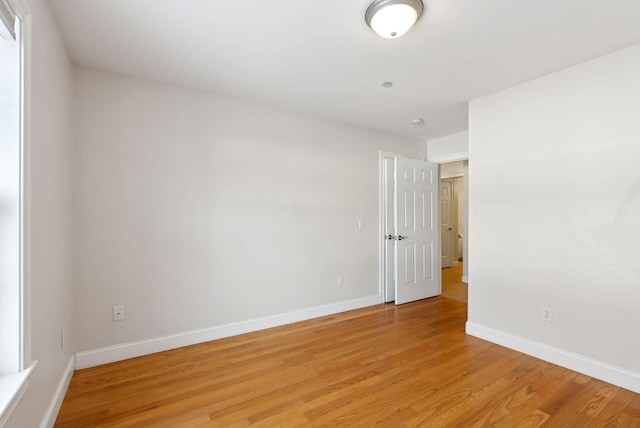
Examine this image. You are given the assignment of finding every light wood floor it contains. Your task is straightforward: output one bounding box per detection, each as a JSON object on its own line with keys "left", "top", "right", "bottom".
{"left": 55, "top": 298, "right": 639, "bottom": 427}
{"left": 442, "top": 262, "right": 467, "bottom": 303}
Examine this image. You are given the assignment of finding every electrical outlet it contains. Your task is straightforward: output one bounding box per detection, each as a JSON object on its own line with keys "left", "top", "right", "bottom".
{"left": 542, "top": 307, "right": 553, "bottom": 323}
{"left": 337, "top": 276, "right": 344, "bottom": 287}
{"left": 113, "top": 305, "right": 125, "bottom": 321}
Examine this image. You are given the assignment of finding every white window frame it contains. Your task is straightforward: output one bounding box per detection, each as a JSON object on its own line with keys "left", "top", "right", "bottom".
{"left": 0, "top": 0, "right": 35, "bottom": 425}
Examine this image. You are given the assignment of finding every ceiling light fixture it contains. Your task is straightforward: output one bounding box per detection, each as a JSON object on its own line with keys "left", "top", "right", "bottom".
{"left": 365, "top": 0, "right": 423, "bottom": 39}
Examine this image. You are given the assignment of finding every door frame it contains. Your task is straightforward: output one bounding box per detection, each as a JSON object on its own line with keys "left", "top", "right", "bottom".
{"left": 439, "top": 160, "right": 468, "bottom": 282}
{"left": 440, "top": 178, "right": 455, "bottom": 268}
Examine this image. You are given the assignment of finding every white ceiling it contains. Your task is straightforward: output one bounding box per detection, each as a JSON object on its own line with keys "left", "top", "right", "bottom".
{"left": 49, "top": 0, "right": 640, "bottom": 140}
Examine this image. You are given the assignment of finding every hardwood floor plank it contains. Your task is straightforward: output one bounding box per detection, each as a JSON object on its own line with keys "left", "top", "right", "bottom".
{"left": 580, "top": 383, "right": 619, "bottom": 417}
{"left": 627, "top": 393, "right": 640, "bottom": 418}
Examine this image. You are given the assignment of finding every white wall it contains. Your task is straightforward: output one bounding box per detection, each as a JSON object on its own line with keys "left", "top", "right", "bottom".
{"left": 427, "top": 131, "right": 468, "bottom": 163}
{"left": 72, "top": 66, "right": 426, "bottom": 356}
{"left": 6, "top": 0, "right": 75, "bottom": 426}
{"left": 468, "top": 43, "right": 640, "bottom": 387}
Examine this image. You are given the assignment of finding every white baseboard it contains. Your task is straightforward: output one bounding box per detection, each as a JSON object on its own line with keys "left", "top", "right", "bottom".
{"left": 466, "top": 322, "right": 640, "bottom": 394}
{"left": 76, "top": 295, "right": 381, "bottom": 370}
{"left": 39, "top": 355, "right": 75, "bottom": 428}
{"left": 461, "top": 275, "right": 468, "bottom": 283}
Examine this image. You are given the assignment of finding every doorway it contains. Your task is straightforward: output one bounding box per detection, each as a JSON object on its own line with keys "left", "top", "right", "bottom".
{"left": 440, "top": 160, "right": 467, "bottom": 302}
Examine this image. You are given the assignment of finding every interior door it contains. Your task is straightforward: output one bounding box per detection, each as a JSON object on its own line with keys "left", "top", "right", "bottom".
{"left": 394, "top": 157, "right": 441, "bottom": 305}
{"left": 440, "top": 179, "right": 453, "bottom": 268}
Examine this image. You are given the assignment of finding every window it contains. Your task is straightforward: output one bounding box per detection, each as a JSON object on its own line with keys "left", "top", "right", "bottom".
{"left": 0, "top": 0, "right": 33, "bottom": 424}
{"left": 0, "top": 4, "right": 21, "bottom": 377}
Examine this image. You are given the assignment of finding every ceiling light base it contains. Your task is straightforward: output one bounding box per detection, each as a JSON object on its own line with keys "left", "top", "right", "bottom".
{"left": 365, "top": 0, "right": 424, "bottom": 39}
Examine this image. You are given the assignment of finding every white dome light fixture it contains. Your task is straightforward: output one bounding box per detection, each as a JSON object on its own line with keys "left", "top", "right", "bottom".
{"left": 365, "top": 0, "right": 423, "bottom": 39}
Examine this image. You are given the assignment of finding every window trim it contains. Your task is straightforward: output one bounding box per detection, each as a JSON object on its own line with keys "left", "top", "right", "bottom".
{"left": 0, "top": 362, "right": 35, "bottom": 426}
{"left": 16, "top": 0, "right": 31, "bottom": 374}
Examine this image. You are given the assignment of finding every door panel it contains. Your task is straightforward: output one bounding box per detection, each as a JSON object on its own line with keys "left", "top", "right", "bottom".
{"left": 404, "top": 190, "right": 415, "bottom": 229}
{"left": 404, "top": 243, "right": 415, "bottom": 284}
{"left": 395, "top": 157, "right": 441, "bottom": 305}
{"left": 422, "top": 191, "right": 432, "bottom": 229}
{"left": 422, "top": 242, "right": 432, "bottom": 280}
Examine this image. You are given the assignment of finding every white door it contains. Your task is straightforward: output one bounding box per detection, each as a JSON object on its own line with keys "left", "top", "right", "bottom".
{"left": 394, "top": 157, "right": 441, "bottom": 305}
{"left": 440, "top": 179, "right": 454, "bottom": 268}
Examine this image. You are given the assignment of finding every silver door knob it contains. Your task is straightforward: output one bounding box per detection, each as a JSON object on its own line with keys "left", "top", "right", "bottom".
{"left": 397, "top": 235, "right": 406, "bottom": 240}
